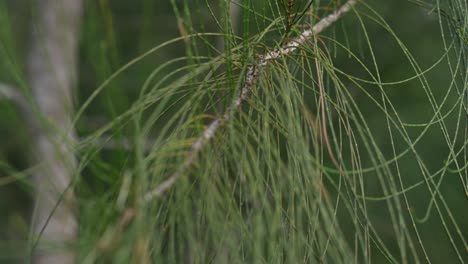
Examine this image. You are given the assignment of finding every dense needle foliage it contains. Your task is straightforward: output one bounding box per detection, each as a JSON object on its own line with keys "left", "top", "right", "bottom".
{"left": 0, "top": 0, "right": 466, "bottom": 263}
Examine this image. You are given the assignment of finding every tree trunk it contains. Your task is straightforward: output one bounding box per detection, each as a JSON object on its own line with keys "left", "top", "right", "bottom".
{"left": 27, "top": 0, "right": 82, "bottom": 263}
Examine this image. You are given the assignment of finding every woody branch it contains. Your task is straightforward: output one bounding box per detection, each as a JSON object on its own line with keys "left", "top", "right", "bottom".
{"left": 143, "top": 0, "right": 358, "bottom": 201}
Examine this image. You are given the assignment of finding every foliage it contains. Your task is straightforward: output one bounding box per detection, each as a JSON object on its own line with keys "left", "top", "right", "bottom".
{"left": 0, "top": 0, "right": 466, "bottom": 263}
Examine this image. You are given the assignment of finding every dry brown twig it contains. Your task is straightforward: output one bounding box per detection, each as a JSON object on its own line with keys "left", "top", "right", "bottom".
{"left": 143, "top": 0, "right": 358, "bottom": 202}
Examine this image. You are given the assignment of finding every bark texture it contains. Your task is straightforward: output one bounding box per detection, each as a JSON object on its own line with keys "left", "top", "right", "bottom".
{"left": 27, "top": 0, "right": 82, "bottom": 263}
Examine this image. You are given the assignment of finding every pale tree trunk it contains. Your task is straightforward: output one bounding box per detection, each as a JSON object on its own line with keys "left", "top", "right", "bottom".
{"left": 215, "top": 1, "right": 241, "bottom": 52}
{"left": 27, "top": 0, "right": 82, "bottom": 263}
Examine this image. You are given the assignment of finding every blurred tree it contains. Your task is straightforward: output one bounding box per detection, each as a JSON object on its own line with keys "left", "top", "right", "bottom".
{"left": 27, "top": 0, "right": 82, "bottom": 263}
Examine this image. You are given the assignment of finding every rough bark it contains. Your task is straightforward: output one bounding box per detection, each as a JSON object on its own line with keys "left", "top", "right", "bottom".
{"left": 27, "top": 0, "right": 82, "bottom": 263}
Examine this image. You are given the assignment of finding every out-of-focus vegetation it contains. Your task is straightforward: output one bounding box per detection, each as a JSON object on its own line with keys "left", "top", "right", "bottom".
{"left": 0, "top": 0, "right": 466, "bottom": 263}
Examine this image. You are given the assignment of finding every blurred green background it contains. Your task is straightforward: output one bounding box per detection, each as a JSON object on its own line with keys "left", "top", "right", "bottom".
{"left": 0, "top": 0, "right": 466, "bottom": 263}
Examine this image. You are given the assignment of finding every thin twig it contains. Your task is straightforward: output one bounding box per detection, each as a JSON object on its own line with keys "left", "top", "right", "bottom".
{"left": 0, "top": 87, "right": 154, "bottom": 154}
{"left": 0, "top": 83, "right": 31, "bottom": 118}
{"left": 0, "top": 82, "right": 22, "bottom": 102}
{"left": 143, "top": 0, "right": 358, "bottom": 202}
{"left": 0, "top": 83, "right": 46, "bottom": 146}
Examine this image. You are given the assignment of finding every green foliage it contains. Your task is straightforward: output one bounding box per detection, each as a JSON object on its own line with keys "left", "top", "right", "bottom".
{"left": 0, "top": 0, "right": 466, "bottom": 263}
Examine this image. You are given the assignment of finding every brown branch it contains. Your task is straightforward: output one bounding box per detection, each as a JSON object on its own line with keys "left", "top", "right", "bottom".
{"left": 143, "top": 0, "right": 358, "bottom": 202}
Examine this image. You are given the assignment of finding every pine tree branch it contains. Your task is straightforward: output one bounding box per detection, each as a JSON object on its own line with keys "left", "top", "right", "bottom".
{"left": 143, "top": 0, "right": 358, "bottom": 202}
